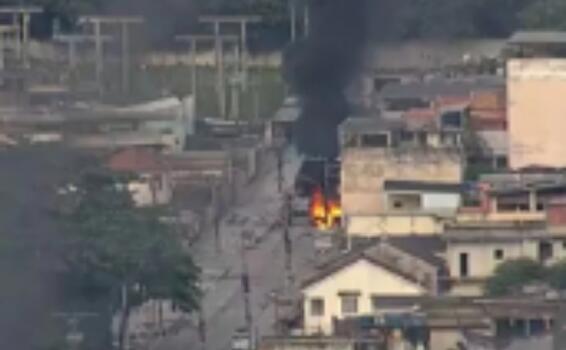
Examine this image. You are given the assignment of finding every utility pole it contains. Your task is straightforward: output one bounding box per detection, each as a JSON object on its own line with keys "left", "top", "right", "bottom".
{"left": 240, "top": 230, "right": 254, "bottom": 349}
{"left": 198, "top": 310, "right": 207, "bottom": 350}
{"left": 230, "top": 42, "right": 241, "bottom": 120}
{"left": 200, "top": 15, "right": 261, "bottom": 92}
{"left": 304, "top": 2, "right": 310, "bottom": 38}
{"left": 212, "top": 180, "right": 221, "bottom": 253}
{"left": 283, "top": 192, "right": 294, "bottom": 291}
{"left": 176, "top": 34, "right": 239, "bottom": 120}
{"left": 277, "top": 145, "right": 284, "bottom": 193}
{"left": 0, "top": 7, "right": 42, "bottom": 68}
{"left": 289, "top": 0, "right": 297, "bottom": 42}
{"left": 79, "top": 16, "right": 144, "bottom": 95}
{"left": 0, "top": 25, "right": 17, "bottom": 84}
{"left": 53, "top": 34, "right": 112, "bottom": 84}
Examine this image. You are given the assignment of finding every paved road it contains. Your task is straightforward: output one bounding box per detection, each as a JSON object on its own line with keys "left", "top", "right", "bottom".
{"left": 151, "top": 148, "right": 317, "bottom": 350}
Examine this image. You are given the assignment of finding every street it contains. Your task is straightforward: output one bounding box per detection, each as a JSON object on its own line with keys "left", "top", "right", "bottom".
{"left": 151, "top": 147, "right": 317, "bottom": 350}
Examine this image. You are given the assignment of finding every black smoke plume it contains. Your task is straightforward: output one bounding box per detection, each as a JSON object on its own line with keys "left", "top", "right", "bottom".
{"left": 284, "top": 0, "right": 369, "bottom": 159}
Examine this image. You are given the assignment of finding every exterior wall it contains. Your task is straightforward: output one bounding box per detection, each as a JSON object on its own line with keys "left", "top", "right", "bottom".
{"left": 446, "top": 239, "right": 566, "bottom": 280}
{"left": 429, "top": 330, "right": 467, "bottom": 350}
{"left": 346, "top": 215, "right": 444, "bottom": 236}
{"left": 448, "top": 283, "right": 484, "bottom": 297}
{"left": 422, "top": 193, "right": 461, "bottom": 213}
{"left": 456, "top": 211, "right": 545, "bottom": 223}
{"left": 341, "top": 148, "right": 462, "bottom": 217}
{"left": 508, "top": 59, "right": 566, "bottom": 169}
{"left": 302, "top": 259, "right": 425, "bottom": 335}
{"left": 128, "top": 173, "right": 172, "bottom": 207}
{"left": 367, "top": 40, "right": 505, "bottom": 72}
{"left": 259, "top": 338, "right": 355, "bottom": 350}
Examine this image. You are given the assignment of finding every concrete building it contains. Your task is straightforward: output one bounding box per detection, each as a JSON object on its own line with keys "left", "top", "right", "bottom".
{"left": 448, "top": 172, "right": 566, "bottom": 295}
{"left": 301, "top": 237, "right": 444, "bottom": 335}
{"left": 376, "top": 77, "right": 503, "bottom": 120}
{"left": 1, "top": 95, "right": 195, "bottom": 153}
{"left": 339, "top": 117, "right": 463, "bottom": 236}
{"left": 507, "top": 59, "right": 566, "bottom": 169}
{"left": 445, "top": 221, "right": 566, "bottom": 296}
{"left": 347, "top": 180, "right": 462, "bottom": 236}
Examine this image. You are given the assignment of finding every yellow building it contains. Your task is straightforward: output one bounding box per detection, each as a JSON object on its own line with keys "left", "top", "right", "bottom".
{"left": 508, "top": 59, "right": 566, "bottom": 169}
{"left": 301, "top": 237, "right": 444, "bottom": 335}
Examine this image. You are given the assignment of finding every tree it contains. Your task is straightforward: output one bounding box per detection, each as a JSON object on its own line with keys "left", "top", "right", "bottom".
{"left": 484, "top": 258, "right": 545, "bottom": 296}
{"left": 520, "top": 0, "right": 566, "bottom": 31}
{"left": 60, "top": 170, "right": 201, "bottom": 350}
{"left": 546, "top": 259, "right": 566, "bottom": 291}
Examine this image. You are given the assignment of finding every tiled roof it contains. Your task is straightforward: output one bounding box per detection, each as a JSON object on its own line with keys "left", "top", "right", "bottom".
{"left": 302, "top": 236, "right": 445, "bottom": 289}
{"left": 107, "top": 147, "right": 164, "bottom": 173}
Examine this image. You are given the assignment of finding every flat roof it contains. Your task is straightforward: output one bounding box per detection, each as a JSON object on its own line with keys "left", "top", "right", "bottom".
{"left": 509, "top": 31, "right": 566, "bottom": 45}
{"left": 340, "top": 116, "right": 403, "bottom": 134}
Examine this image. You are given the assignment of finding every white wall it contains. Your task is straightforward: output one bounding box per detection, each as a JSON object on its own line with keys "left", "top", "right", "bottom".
{"left": 303, "top": 259, "right": 425, "bottom": 335}
{"left": 128, "top": 174, "right": 172, "bottom": 207}
{"left": 422, "top": 193, "right": 461, "bottom": 213}
{"left": 346, "top": 215, "right": 444, "bottom": 236}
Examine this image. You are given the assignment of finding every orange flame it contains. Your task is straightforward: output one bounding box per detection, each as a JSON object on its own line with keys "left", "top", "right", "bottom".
{"left": 309, "top": 187, "right": 342, "bottom": 231}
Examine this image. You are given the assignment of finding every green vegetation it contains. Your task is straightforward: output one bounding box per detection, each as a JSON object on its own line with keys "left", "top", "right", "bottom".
{"left": 59, "top": 170, "right": 201, "bottom": 350}
{"left": 5, "top": 0, "right": 566, "bottom": 40}
{"left": 485, "top": 258, "right": 566, "bottom": 296}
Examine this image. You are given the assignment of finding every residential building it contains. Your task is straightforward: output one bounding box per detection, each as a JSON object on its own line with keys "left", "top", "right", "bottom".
{"left": 445, "top": 220, "right": 566, "bottom": 296}
{"left": 507, "top": 31, "right": 566, "bottom": 58}
{"left": 457, "top": 172, "right": 566, "bottom": 223}
{"left": 301, "top": 236, "right": 444, "bottom": 335}
{"left": 339, "top": 117, "right": 463, "bottom": 236}
{"left": 347, "top": 180, "right": 461, "bottom": 236}
{"left": 376, "top": 77, "right": 503, "bottom": 120}
{"left": 507, "top": 59, "right": 566, "bottom": 169}
{"left": 107, "top": 147, "right": 173, "bottom": 207}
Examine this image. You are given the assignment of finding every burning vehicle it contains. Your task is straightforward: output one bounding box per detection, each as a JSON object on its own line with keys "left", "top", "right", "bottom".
{"left": 294, "top": 159, "right": 341, "bottom": 231}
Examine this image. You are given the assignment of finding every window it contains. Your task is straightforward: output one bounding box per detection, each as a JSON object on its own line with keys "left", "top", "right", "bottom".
{"left": 495, "top": 156, "right": 508, "bottom": 169}
{"left": 388, "top": 193, "right": 422, "bottom": 211}
{"left": 441, "top": 111, "right": 463, "bottom": 129}
{"left": 361, "top": 133, "right": 389, "bottom": 148}
{"left": 340, "top": 293, "right": 359, "bottom": 314}
{"left": 494, "top": 249, "right": 504, "bottom": 260}
{"left": 459, "top": 252, "right": 469, "bottom": 278}
{"left": 496, "top": 194, "right": 530, "bottom": 212}
{"left": 310, "top": 298, "right": 324, "bottom": 317}
{"left": 371, "top": 296, "right": 380, "bottom": 312}
{"left": 539, "top": 241, "right": 554, "bottom": 262}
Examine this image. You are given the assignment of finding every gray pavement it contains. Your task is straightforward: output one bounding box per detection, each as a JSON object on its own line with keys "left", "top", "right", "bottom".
{"left": 150, "top": 147, "right": 316, "bottom": 350}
